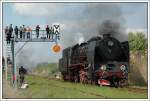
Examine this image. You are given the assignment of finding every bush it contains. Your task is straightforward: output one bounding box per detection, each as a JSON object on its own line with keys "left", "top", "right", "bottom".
{"left": 32, "top": 63, "right": 59, "bottom": 77}
{"left": 128, "top": 32, "right": 147, "bottom": 53}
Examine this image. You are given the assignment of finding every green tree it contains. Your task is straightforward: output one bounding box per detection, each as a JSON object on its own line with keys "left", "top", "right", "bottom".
{"left": 128, "top": 32, "right": 147, "bottom": 53}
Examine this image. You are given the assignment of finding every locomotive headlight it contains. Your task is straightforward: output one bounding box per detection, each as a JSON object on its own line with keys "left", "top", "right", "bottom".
{"left": 108, "top": 41, "right": 114, "bottom": 46}
{"left": 120, "top": 65, "right": 126, "bottom": 71}
{"left": 101, "top": 65, "right": 107, "bottom": 71}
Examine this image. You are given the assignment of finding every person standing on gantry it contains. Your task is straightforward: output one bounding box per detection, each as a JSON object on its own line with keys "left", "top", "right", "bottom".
{"left": 26, "top": 26, "right": 32, "bottom": 39}
{"left": 22, "top": 25, "right": 26, "bottom": 39}
{"left": 19, "top": 26, "right": 23, "bottom": 39}
{"left": 5, "top": 26, "right": 9, "bottom": 44}
{"left": 8, "top": 24, "right": 13, "bottom": 44}
{"left": 14, "top": 26, "right": 19, "bottom": 38}
{"left": 46, "top": 25, "right": 50, "bottom": 39}
{"left": 36, "top": 25, "right": 40, "bottom": 38}
{"left": 50, "top": 27, "right": 54, "bottom": 39}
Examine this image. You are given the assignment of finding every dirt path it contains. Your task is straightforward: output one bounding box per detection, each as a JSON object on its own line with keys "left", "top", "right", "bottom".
{"left": 127, "top": 87, "right": 147, "bottom": 94}
{"left": 2, "top": 77, "right": 25, "bottom": 99}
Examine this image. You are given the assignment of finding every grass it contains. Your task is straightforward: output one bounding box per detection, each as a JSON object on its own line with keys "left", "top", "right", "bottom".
{"left": 19, "top": 75, "right": 147, "bottom": 99}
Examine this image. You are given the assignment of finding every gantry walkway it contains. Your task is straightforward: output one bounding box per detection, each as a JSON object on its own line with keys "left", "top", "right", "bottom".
{"left": 14, "top": 29, "right": 60, "bottom": 42}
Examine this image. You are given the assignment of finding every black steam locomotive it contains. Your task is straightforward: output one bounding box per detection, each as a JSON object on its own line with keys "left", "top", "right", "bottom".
{"left": 59, "top": 34, "right": 129, "bottom": 87}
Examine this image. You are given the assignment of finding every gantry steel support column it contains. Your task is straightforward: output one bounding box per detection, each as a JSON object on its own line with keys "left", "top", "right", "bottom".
{"left": 11, "top": 37, "right": 17, "bottom": 88}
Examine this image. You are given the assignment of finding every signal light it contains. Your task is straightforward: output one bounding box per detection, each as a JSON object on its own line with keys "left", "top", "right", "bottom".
{"left": 52, "top": 44, "right": 61, "bottom": 53}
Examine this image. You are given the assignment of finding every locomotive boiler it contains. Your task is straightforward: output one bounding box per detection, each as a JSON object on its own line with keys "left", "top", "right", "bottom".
{"left": 59, "top": 34, "right": 129, "bottom": 87}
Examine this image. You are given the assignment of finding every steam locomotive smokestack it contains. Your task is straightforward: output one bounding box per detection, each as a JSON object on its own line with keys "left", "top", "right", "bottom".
{"left": 103, "top": 33, "right": 111, "bottom": 38}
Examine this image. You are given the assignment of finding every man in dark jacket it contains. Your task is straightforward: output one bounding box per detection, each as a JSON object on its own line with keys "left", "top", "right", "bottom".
{"left": 14, "top": 26, "right": 19, "bottom": 38}
{"left": 19, "top": 66, "right": 27, "bottom": 86}
{"left": 8, "top": 24, "right": 13, "bottom": 44}
{"left": 36, "top": 25, "right": 40, "bottom": 38}
{"left": 5, "top": 26, "right": 9, "bottom": 44}
{"left": 9, "top": 24, "right": 13, "bottom": 34}
{"left": 19, "top": 26, "right": 23, "bottom": 39}
{"left": 46, "top": 25, "right": 49, "bottom": 38}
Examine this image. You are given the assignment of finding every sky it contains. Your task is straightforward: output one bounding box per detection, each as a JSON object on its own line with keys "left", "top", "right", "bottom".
{"left": 3, "top": 3, "right": 147, "bottom": 30}
{"left": 2, "top": 2, "right": 148, "bottom": 68}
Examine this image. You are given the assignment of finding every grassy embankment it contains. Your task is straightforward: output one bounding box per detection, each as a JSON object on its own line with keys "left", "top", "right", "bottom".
{"left": 19, "top": 75, "right": 147, "bottom": 99}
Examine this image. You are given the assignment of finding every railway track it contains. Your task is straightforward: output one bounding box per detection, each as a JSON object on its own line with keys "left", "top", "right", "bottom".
{"left": 49, "top": 79, "right": 147, "bottom": 97}
{"left": 47, "top": 82, "right": 108, "bottom": 98}
{"left": 29, "top": 75, "right": 108, "bottom": 98}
